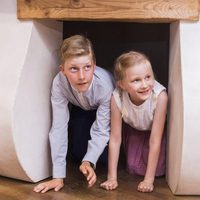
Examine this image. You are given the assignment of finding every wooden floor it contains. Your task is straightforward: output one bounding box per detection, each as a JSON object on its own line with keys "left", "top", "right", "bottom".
{"left": 0, "top": 159, "right": 199, "bottom": 200}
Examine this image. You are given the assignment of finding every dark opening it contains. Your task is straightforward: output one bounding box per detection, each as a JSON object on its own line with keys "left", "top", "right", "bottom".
{"left": 63, "top": 21, "right": 169, "bottom": 88}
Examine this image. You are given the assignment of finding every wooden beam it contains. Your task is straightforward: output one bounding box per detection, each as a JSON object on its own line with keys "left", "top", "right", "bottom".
{"left": 17, "top": 0, "right": 199, "bottom": 22}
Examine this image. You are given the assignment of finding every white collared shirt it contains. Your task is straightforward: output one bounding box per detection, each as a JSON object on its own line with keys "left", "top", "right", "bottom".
{"left": 49, "top": 66, "right": 114, "bottom": 178}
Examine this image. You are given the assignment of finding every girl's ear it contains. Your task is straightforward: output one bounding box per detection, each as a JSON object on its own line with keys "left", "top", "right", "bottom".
{"left": 93, "top": 62, "right": 96, "bottom": 70}
{"left": 117, "top": 80, "right": 125, "bottom": 90}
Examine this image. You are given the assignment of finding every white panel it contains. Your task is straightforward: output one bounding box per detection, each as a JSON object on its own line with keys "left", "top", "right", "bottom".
{"left": 178, "top": 21, "right": 200, "bottom": 194}
{"left": 167, "top": 21, "right": 183, "bottom": 194}
{"left": 0, "top": 0, "right": 63, "bottom": 182}
{"left": 167, "top": 20, "right": 200, "bottom": 195}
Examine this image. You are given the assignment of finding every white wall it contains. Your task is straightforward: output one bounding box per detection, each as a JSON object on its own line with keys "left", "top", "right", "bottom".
{"left": 0, "top": 0, "right": 63, "bottom": 182}
{"left": 167, "top": 20, "right": 200, "bottom": 194}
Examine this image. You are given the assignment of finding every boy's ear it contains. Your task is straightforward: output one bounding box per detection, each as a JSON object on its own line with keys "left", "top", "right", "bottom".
{"left": 117, "top": 80, "right": 125, "bottom": 90}
{"left": 59, "top": 65, "right": 64, "bottom": 72}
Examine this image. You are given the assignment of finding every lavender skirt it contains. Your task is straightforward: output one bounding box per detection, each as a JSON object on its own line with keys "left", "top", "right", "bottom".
{"left": 122, "top": 122, "right": 166, "bottom": 177}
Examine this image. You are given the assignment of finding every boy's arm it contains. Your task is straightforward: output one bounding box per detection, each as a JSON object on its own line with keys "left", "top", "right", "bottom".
{"left": 82, "top": 99, "right": 111, "bottom": 165}
{"left": 49, "top": 78, "right": 69, "bottom": 179}
{"left": 80, "top": 86, "right": 113, "bottom": 187}
{"left": 138, "top": 91, "right": 168, "bottom": 192}
{"left": 33, "top": 77, "right": 69, "bottom": 193}
{"left": 82, "top": 86, "right": 113, "bottom": 166}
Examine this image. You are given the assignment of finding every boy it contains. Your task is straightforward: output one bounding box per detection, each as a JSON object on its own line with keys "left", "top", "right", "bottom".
{"left": 33, "top": 35, "right": 114, "bottom": 193}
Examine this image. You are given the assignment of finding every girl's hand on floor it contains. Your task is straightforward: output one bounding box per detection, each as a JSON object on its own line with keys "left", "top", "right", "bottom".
{"left": 100, "top": 179, "right": 118, "bottom": 190}
{"left": 137, "top": 180, "right": 154, "bottom": 193}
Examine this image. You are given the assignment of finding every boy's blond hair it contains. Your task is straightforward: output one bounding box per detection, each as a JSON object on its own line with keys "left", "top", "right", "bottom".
{"left": 60, "top": 35, "right": 96, "bottom": 64}
{"left": 114, "top": 51, "right": 153, "bottom": 81}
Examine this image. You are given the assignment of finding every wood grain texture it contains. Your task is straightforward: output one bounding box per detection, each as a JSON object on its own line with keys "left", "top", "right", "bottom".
{"left": 17, "top": 0, "right": 199, "bottom": 22}
{"left": 0, "top": 158, "right": 199, "bottom": 200}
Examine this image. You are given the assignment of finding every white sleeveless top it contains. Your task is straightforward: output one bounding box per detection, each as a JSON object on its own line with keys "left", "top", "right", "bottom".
{"left": 113, "top": 80, "right": 166, "bottom": 131}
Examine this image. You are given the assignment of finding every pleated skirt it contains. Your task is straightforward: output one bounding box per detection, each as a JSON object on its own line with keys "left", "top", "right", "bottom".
{"left": 122, "top": 122, "right": 166, "bottom": 177}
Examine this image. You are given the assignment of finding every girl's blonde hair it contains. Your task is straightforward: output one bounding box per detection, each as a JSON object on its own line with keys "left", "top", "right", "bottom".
{"left": 114, "top": 51, "right": 153, "bottom": 81}
{"left": 60, "top": 35, "right": 96, "bottom": 64}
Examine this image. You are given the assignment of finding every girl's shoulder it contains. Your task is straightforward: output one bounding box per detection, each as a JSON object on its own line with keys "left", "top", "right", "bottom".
{"left": 113, "top": 88, "right": 123, "bottom": 111}
{"left": 153, "top": 81, "right": 166, "bottom": 97}
{"left": 151, "top": 81, "right": 167, "bottom": 111}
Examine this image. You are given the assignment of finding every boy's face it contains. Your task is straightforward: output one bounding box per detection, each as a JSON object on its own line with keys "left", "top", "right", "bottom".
{"left": 60, "top": 55, "right": 95, "bottom": 92}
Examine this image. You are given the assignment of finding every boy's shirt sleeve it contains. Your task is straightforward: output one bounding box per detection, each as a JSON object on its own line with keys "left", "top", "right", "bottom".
{"left": 82, "top": 83, "right": 114, "bottom": 166}
{"left": 49, "top": 76, "right": 69, "bottom": 178}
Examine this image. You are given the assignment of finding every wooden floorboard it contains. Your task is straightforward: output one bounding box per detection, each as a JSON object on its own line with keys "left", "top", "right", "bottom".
{"left": 0, "top": 159, "right": 199, "bottom": 200}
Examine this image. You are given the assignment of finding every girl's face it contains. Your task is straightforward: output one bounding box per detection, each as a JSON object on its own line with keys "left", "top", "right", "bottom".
{"left": 60, "top": 55, "right": 95, "bottom": 92}
{"left": 119, "top": 63, "right": 154, "bottom": 106}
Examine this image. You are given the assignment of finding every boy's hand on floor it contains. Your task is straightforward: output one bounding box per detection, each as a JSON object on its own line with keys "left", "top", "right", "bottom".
{"left": 100, "top": 179, "right": 118, "bottom": 190}
{"left": 137, "top": 180, "right": 154, "bottom": 193}
{"left": 79, "top": 161, "right": 96, "bottom": 187}
{"left": 33, "top": 178, "right": 64, "bottom": 193}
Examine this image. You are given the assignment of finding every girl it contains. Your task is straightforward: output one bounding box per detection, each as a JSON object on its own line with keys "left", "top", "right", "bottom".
{"left": 100, "top": 51, "right": 167, "bottom": 193}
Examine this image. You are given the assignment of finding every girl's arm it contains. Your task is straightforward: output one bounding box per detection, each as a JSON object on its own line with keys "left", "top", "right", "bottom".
{"left": 138, "top": 90, "right": 168, "bottom": 193}
{"left": 100, "top": 95, "right": 122, "bottom": 190}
